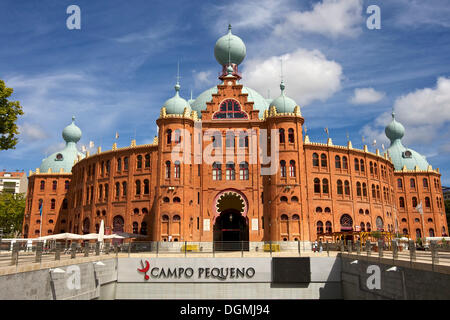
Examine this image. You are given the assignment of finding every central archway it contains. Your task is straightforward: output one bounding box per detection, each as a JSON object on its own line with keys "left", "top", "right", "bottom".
{"left": 213, "top": 190, "right": 249, "bottom": 251}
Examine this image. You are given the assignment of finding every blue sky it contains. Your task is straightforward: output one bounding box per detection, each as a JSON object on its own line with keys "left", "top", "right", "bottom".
{"left": 1, "top": 0, "right": 450, "bottom": 185}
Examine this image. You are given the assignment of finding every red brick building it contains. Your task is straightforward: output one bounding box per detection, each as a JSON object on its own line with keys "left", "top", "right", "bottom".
{"left": 22, "top": 26, "right": 448, "bottom": 243}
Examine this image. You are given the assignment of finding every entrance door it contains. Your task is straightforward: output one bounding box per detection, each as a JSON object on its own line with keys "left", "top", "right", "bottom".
{"left": 214, "top": 209, "right": 249, "bottom": 251}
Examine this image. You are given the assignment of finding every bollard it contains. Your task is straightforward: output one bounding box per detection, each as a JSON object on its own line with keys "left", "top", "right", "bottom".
{"left": 347, "top": 240, "right": 352, "bottom": 254}
{"left": 392, "top": 240, "right": 398, "bottom": 260}
{"left": 55, "top": 243, "right": 61, "bottom": 260}
{"left": 84, "top": 243, "right": 89, "bottom": 257}
{"left": 378, "top": 240, "right": 383, "bottom": 258}
{"left": 326, "top": 240, "right": 329, "bottom": 257}
{"left": 95, "top": 242, "right": 100, "bottom": 256}
{"left": 340, "top": 240, "right": 345, "bottom": 252}
{"left": 298, "top": 240, "right": 301, "bottom": 256}
{"left": 409, "top": 240, "right": 416, "bottom": 262}
{"left": 71, "top": 243, "right": 77, "bottom": 259}
{"left": 366, "top": 240, "right": 372, "bottom": 256}
{"left": 11, "top": 242, "right": 20, "bottom": 266}
{"left": 35, "top": 242, "right": 43, "bottom": 263}
{"left": 430, "top": 240, "right": 439, "bottom": 267}
{"left": 356, "top": 240, "right": 361, "bottom": 255}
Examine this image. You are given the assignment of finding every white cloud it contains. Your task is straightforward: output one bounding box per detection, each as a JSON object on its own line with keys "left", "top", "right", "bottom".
{"left": 395, "top": 0, "right": 450, "bottom": 28}
{"left": 243, "top": 48, "right": 342, "bottom": 106}
{"left": 362, "top": 77, "right": 450, "bottom": 149}
{"left": 19, "top": 123, "right": 48, "bottom": 142}
{"left": 193, "top": 70, "right": 215, "bottom": 89}
{"left": 350, "top": 87, "right": 385, "bottom": 104}
{"left": 274, "top": 0, "right": 364, "bottom": 38}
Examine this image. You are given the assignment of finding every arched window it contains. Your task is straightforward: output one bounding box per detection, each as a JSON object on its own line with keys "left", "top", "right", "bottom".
{"left": 371, "top": 184, "right": 376, "bottom": 198}
{"left": 288, "top": 128, "right": 295, "bottom": 143}
{"left": 335, "top": 155, "right": 341, "bottom": 169}
{"left": 399, "top": 197, "right": 405, "bottom": 208}
{"left": 166, "top": 129, "right": 172, "bottom": 144}
{"left": 427, "top": 218, "right": 433, "bottom": 223}
{"left": 212, "top": 162, "right": 222, "bottom": 181}
{"left": 337, "top": 180, "right": 343, "bottom": 195}
{"left": 40, "top": 180, "right": 45, "bottom": 190}
{"left": 312, "top": 153, "right": 319, "bottom": 167}
{"left": 113, "top": 215, "right": 124, "bottom": 233}
{"left": 376, "top": 185, "right": 380, "bottom": 199}
{"left": 135, "top": 180, "right": 141, "bottom": 195}
{"left": 239, "top": 162, "right": 249, "bottom": 180}
{"left": 354, "top": 158, "right": 359, "bottom": 171}
{"left": 174, "top": 161, "right": 180, "bottom": 178}
{"left": 340, "top": 214, "right": 353, "bottom": 231}
{"left": 423, "top": 178, "right": 428, "bottom": 189}
{"left": 365, "top": 209, "right": 369, "bottom": 215}
{"left": 325, "top": 207, "right": 331, "bottom": 213}
{"left": 360, "top": 222, "right": 365, "bottom": 232}
{"left": 289, "top": 160, "right": 296, "bottom": 177}
{"left": 360, "top": 159, "right": 365, "bottom": 172}
{"left": 416, "top": 229, "right": 422, "bottom": 239}
{"left": 144, "top": 180, "right": 149, "bottom": 194}
{"left": 145, "top": 154, "right": 150, "bottom": 168}
{"left": 362, "top": 183, "right": 367, "bottom": 197}
{"left": 397, "top": 178, "right": 403, "bottom": 189}
{"left": 132, "top": 222, "right": 139, "bottom": 234}
{"left": 105, "top": 184, "right": 109, "bottom": 199}
{"left": 65, "top": 180, "right": 69, "bottom": 190}
{"left": 173, "top": 215, "right": 181, "bottom": 221}
{"left": 119, "top": 182, "right": 125, "bottom": 197}
{"left": 370, "top": 162, "right": 374, "bottom": 174}
{"left": 367, "top": 222, "right": 371, "bottom": 232}
{"left": 412, "top": 197, "right": 418, "bottom": 207}
{"left": 62, "top": 198, "right": 68, "bottom": 209}
{"left": 315, "top": 221, "right": 323, "bottom": 234}
{"left": 124, "top": 157, "right": 129, "bottom": 170}
{"left": 279, "top": 128, "right": 285, "bottom": 143}
{"left": 133, "top": 208, "right": 139, "bottom": 215}
{"left": 316, "top": 207, "right": 323, "bottom": 213}
{"left": 280, "top": 160, "right": 286, "bottom": 177}
{"left": 292, "top": 214, "right": 300, "bottom": 220}
{"left": 51, "top": 199, "right": 56, "bottom": 210}
{"left": 321, "top": 153, "right": 327, "bottom": 167}
{"left": 137, "top": 155, "right": 143, "bottom": 169}
{"left": 99, "top": 184, "right": 103, "bottom": 200}
{"left": 173, "top": 197, "right": 181, "bottom": 203}
{"left": 344, "top": 180, "right": 350, "bottom": 195}
{"left": 226, "top": 162, "right": 235, "bottom": 180}
{"left": 326, "top": 221, "right": 332, "bottom": 233}
{"left": 376, "top": 216, "right": 384, "bottom": 231}
{"left": 141, "top": 222, "right": 147, "bottom": 235}
{"left": 116, "top": 183, "right": 120, "bottom": 198}
{"left": 117, "top": 158, "right": 122, "bottom": 171}
{"left": 280, "top": 196, "right": 288, "bottom": 202}
{"left": 106, "top": 160, "right": 110, "bottom": 174}
{"left": 410, "top": 178, "right": 416, "bottom": 189}
{"left": 163, "top": 197, "right": 170, "bottom": 203}
{"left": 359, "top": 209, "right": 364, "bottom": 214}
{"left": 342, "top": 156, "right": 348, "bottom": 169}
{"left": 52, "top": 180, "right": 57, "bottom": 191}
{"left": 291, "top": 196, "right": 299, "bottom": 202}
{"left": 429, "top": 229, "right": 435, "bottom": 237}
{"left": 165, "top": 161, "right": 171, "bottom": 179}
{"left": 314, "top": 178, "right": 321, "bottom": 193}
{"left": 425, "top": 197, "right": 431, "bottom": 208}
{"left": 142, "top": 208, "right": 148, "bottom": 215}
{"left": 82, "top": 218, "right": 90, "bottom": 234}
{"left": 356, "top": 182, "right": 362, "bottom": 196}
{"left": 322, "top": 178, "right": 329, "bottom": 194}
{"left": 174, "top": 129, "right": 181, "bottom": 143}
{"left": 373, "top": 163, "right": 378, "bottom": 175}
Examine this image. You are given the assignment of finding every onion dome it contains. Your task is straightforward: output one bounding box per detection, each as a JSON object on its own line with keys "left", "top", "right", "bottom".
{"left": 214, "top": 24, "right": 246, "bottom": 66}
{"left": 385, "top": 112, "right": 429, "bottom": 170}
{"left": 269, "top": 81, "right": 299, "bottom": 113}
{"left": 40, "top": 116, "right": 85, "bottom": 173}
{"left": 162, "top": 82, "right": 191, "bottom": 114}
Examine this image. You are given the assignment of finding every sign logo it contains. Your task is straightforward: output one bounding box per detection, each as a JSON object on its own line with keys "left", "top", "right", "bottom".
{"left": 137, "top": 260, "right": 150, "bottom": 280}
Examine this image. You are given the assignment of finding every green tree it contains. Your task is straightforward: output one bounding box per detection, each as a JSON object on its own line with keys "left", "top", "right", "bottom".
{"left": 0, "top": 79, "right": 24, "bottom": 150}
{"left": 0, "top": 192, "right": 25, "bottom": 238}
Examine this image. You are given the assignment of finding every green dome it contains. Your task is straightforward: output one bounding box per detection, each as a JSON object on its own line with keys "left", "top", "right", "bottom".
{"left": 191, "top": 85, "right": 269, "bottom": 118}
{"left": 269, "top": 82, "right": 299, "bottom": 113}
{"left": 385, "top": 112, "right": 405, "bottom": 141}
{"left": 163, "top": 83, "right": 191, "bottom": 114}
{"left": 214, "top": 25, "right": 246, "bottom": 66}
{"left": 40, "top": 117, "right": 84, "bottom": 173}
{"left": 385, "top": 113, "right": 429, "bottom": 171}
{"left": 62, "top": 116, "right": 82, "bottom": 143}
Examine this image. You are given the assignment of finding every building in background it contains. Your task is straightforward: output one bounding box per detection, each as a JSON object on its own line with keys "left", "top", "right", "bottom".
{"left": 442, "top": 186, "right": 450, "bottom": 201}
{"left": 0, "top": 171, "right": 27, "bottom": 195}
{"left": 22, "top": 26, "right": 448, "bottom": 242}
